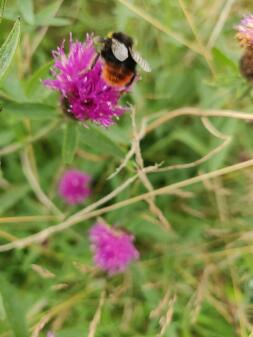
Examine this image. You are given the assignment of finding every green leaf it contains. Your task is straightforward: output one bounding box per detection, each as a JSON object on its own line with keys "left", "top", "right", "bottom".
{"left": 0, "top": 0, "right": 7, "bottom": 23}
{"left": 34, "top": 0, "right": 63, "bottom": 26}
{"left": 207, "top": 119, "right": 239, "bottom": 171}
{"left": 0, "top": 185, "right": 30, "bottom": 214}
{"left": 79, "top": 124, "right": 124, "bottom": 158}
{"left": 62, "top": 121, "right": 79, "bottom": 164}
{"left": 3, "top": 101, "right": 58, "bottom": 120}
{"left": 43, "top": 17, "right": 71, "bottom": 27}
{"left": 0, "top": 130, "right": 15, "bottom": 146}
{"left": 212, "top": 47, "right": 237, "bottom": 72}
{"left": 25, "top": 60, "right": 53, "bottom": 100}
{"left": 0, "top": 293, "right": 6, "bottom": 321}
{"left": 1, "top": 73, "right": 27, "bottom": 102}
{"left": 58, "top": 326, "right": 88, "bottom": 337}
{"left": 0, "top": 276, "right": 28, "bottom": 337}
{"left": 18, "top": 0, "right": 34, "bottom": 24}
{"left": 0, "top": 18, "right": 21, "bottom": 82}
{"left": 170, "top": 129, "right": 206, "bottom": 155}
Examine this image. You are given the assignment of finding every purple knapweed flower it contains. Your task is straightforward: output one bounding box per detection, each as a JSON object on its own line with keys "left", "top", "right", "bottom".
{"left": 58, "top": 169, "right": 91, "bottom": 205}
{"left": 44, "top": 34, "right": 126, "bottom": 127}
{"left": 47, "top": 332, "right": 55, "bottom": 337}
{"left": 89, "top": 223, "right": 139, "bottom": 275}
{"left": 236, "top": 15, "right": 253, "bottom": 48}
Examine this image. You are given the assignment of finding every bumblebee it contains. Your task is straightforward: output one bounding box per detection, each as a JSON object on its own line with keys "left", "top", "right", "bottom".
{"left": 94, "top": 32, "right": 151, "bottom": 88}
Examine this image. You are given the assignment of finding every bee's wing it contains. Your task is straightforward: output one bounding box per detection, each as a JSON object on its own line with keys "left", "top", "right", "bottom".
{"left": 111, "top": 38, "right": 129, "bottom": 61}
{"left": 129, "top": 48, "right": 151, "bottom": 72}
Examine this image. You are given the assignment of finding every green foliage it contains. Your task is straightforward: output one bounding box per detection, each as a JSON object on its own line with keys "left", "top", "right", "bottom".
{"left": 1, "top": 1, "right": 253, "bottom": 336}
{"left": 0, "top": 0, "right": 7, "bottom": 23}
{"left": 62, "top": 121, "right": 79, "bottom": 164}
{"left": 17, "top": 0, "right": 34, "bottom": 25}
{"left": 80, "top": 123, "right": 125, "bottom": 158}
{"left": 0, "top": 276, "right": 28, "bottom": 337}
{"left": 4, "top": 101, "right": 58, "bottom": 120}
{"left": 0, "top": 184, "right": 30, "bottom": 214}
{"left": 0, "top": 18, "right": 20, "bottom": 82}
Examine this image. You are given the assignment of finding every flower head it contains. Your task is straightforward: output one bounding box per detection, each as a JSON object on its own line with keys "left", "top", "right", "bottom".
{"left": 58, "top": 169, "right": 91, "bottom": 205}
{"left": 47, "top": 333, "right": 55, "bottom": 337}
{"left": 44, "top": 34, "right": 126, "bottom": 127}
{"left": 236, "top": 15, "right": 253, "bottom": 48}
{"left": 89, "top": 223, "right": 139, "bottom": 275}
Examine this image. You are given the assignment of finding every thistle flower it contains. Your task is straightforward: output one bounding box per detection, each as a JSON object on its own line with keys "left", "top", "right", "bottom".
{"left": 235, "top": 16, "right": 253, "bottom": 81}
{"left": 89, "top": 223, "right": 139, "bottom": 275}
{"left": 236, "top": 15, "right": 253, "bottom": 48}
{"left": 44, "top": 34, "right": 126, "bottom": 127}
{"left": 47, "top": 332, "right": 55, "bottom": 337}
{"left": 58, "top": 169, "right": 91, "bottom": 205}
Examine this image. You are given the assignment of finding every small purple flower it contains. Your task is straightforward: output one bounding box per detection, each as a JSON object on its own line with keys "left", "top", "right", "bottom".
{"left": 236, "top": 15, "right": 253, "bottom": 48}
{"left": 58, "top": 169, "right": 91, "bottom": 205}
{"left": 47, "top": 332, "right": 55, "bottom": 337}
{"left": 44, "top": 34, "right": 126, "bottom": 127}
{"left": 89, "top": 222, "right": 139, "bottom": 275}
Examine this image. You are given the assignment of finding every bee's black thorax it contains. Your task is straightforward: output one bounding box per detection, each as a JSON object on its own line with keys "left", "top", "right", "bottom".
{"left": 112, "top": 32, "right": 134, "bottom": 48}
{"left": 100, "top": 32, "right": 137, "bottom": 73}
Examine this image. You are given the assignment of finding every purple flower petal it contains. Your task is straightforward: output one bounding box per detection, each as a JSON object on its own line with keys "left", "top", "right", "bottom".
{"left": 44, "top": 34, "right": 127, "bottom": 127}
{"left": 58, "top": 169, "right": 91, "bottom": 205}
{"left": 89, "top": 223, "right": 139, "bottom": 275}
{"left": 236, "top": 15, "right": 253, "bottom": 48}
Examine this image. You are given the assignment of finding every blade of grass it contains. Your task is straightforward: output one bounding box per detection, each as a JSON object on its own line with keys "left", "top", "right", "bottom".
{"left": 0, "top": 0, "right": 6, "bottom": 23}
{"left": 0, "top": 276, "right": 29, "bottom": 337}
{"left": 0, "top": 18, "right": 21, "bottom": 81}
{"left": 117, "top": 0, "right": 203, "bottom": 55}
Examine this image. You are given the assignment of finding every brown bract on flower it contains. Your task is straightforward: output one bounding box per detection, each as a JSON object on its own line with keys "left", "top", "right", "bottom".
{"left": 236, "top": 15, "right": 253, "bottom": 82}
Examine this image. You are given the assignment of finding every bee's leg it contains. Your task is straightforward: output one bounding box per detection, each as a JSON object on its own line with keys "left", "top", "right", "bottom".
{"left": 127, "top": 73, "right": 136, "bottom": 87}
{"left": 122, "top": 73, "right": 136, "bottom": 92}
{"left": 79, "top": 53, "right": 100, "bottom": 76}
{"left": 88, "top": 52, "right": 100, "bottom": 71}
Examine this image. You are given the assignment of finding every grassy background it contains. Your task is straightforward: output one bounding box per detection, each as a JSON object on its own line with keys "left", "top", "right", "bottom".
{"left": 1, "top": 0, "right": 253, "bottom": 336}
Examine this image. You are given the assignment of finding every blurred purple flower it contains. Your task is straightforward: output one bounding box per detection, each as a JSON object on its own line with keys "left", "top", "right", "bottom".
{"left": 47, "top": 332, "right": 55, "bottom": 337}
{"left": 44, "top": 34, "right": 126, "bottom": 127}
{"left": 89, "top": 222, "right": 139, "bottom": 275}
{"left": 236, "top": 15, "right": 253, "bottom": 48}
{"left": 58, "top": 169, "right": 91, "bottom": 205}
